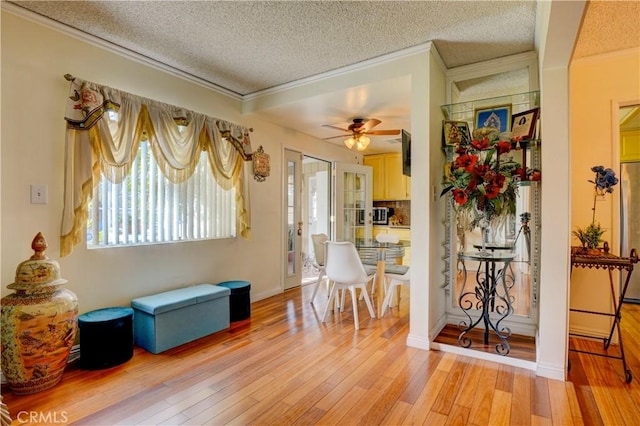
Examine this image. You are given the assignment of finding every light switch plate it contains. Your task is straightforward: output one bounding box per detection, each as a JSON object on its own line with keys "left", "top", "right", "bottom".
{"left": 31, "top": 184, "right": 48, "bottom": 204}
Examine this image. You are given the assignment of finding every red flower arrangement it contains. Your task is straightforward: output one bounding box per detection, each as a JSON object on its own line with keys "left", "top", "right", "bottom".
{"left": 442, "top": 129, "right": 522, "bottom": 228}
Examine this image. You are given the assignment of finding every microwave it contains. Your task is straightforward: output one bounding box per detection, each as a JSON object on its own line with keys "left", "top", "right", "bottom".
{"left": 372, "top": 207, "right": 390, "bottom": 225}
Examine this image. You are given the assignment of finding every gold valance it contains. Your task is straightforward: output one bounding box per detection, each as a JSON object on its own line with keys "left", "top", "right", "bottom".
{"left": 60, "top": 76, "right": 253, "bottom": 256}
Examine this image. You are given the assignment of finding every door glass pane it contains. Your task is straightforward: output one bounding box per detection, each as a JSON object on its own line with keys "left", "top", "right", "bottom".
{"left": 342, "top": 171, "right": 367, "bottom": 243}
{"left": 303, "top": 157, "right": 331, "bottom": 284}
{"left": 287, "top": 159, "right": 296, "bottom": 275}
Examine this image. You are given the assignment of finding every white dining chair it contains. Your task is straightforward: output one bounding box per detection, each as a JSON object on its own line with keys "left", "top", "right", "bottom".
{"left": 322, "top": 241, "right": 376, "bottom": 330}
{"left": 380, "top": 267, "right": 410, "bottom": 316}
{"left": 309, "top": 233, "right": 329, "bottom": 304}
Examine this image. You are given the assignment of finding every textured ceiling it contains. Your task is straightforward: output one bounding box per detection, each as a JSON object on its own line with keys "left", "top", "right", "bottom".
{"left": 573, "top": 1, "right": 640, "bottom": 60}
{"left": 5, "top": 1, "right": 639, "bottom": 154}
{"left": 9, "top": 0, "right": 538, "bottom": 96}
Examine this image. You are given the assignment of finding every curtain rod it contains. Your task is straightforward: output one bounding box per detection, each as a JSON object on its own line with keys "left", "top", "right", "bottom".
{"left": 63, "top": 73, "right": 253, "bottom": 133}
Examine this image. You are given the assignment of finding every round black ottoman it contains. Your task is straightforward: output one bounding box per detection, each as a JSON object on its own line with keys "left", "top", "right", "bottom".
{"left": 217, "top": 280, "right": 251, "bottom": 322}
{"left": 78, "top": 307, "right": 134, "bottom": 369}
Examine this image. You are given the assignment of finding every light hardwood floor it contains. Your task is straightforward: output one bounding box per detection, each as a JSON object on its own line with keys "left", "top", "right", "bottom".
{"left": 2, "top": 284, "right": 639, "bottom": 425}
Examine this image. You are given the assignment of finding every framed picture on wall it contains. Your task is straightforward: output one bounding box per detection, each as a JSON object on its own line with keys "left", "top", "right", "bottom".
{"left": 474, "top": 104, "right": 512, "bottom": 133}
{"left": 511, "top": 107, "right": 539, "bottom": 140}
{"left": 442, "top": 120, "right": 471, "bottom": 147}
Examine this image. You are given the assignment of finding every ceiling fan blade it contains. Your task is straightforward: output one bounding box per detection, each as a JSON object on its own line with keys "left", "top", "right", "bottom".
{"left": 367, "top": 129, "right": 401, "bottom": 136}
{"left": 323, "top": 134, "right": 350, "bottom": 140}
{"left": 322, "top": 124, "right": 350, "bottom": 132}
{"left": 362, "top": 118, "right": 382, "bottom": 131}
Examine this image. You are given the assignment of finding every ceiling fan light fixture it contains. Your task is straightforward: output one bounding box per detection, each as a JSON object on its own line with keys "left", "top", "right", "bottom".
{"left": 330, "top": 118, "right": 397, "bottom": 151}
{"left": 344, "top": 136, "right": 356, "bottom": 149}
{"left": 356, "top": 135, "right": 370, "bottom": 151}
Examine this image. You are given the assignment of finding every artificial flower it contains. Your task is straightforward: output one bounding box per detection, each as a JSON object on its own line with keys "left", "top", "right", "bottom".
{"left": 589, "top": 165, "right": 619, "bottom": 222}
{"left": 573, "top": 165, "right": 619, "bottom": 250}
{"left": 452, "top": 188, "right": 468, "bottom": 205}
{"left": 442, "top": 130, "right": 522, "bottom": 229}
{"left": 590, "top": 165, "right": 618, "bottom": 194}
{"left": 496, "top": 141, "right": 511, "bottom": 155}
{"left": 455, "top": 154, "right": 478, "bottom": 172}
{"left": 471, "top": 138, "right": 490, "bottom": 150}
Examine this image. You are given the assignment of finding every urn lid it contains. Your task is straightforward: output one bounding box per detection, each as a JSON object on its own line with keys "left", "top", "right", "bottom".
{"left": 7, "top": 233, "right": 68, "bottom": 294}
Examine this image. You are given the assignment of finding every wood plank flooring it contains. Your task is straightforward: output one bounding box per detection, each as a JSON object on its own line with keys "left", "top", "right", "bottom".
{"left": 2, "top": 284, "right": 639, "bottom": 425}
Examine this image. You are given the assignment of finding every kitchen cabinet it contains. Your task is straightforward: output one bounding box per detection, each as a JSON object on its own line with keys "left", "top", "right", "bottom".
{"left": 364, "top": 155, "right": 385, "bottom": 200}
{"left": 364, "top": 153, "right": 410, "bottom": 201}
{"left": 620, "top": 129, "right": 640, "bottom": 162}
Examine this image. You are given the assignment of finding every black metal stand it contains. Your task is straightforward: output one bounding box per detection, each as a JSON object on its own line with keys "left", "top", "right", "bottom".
{"left": 569, "top": 247, "right": 638, "bottom": 383}
{"left": 512, "top": 212, "right": 531, "bottom": 263}
{"left": 457, "top": 251, "right": 516, "bottom": 355}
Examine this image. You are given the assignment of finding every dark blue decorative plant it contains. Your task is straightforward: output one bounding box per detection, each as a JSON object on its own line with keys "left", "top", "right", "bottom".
{"left": 572, "top": 165, "right": 619, "bottom": 251}
{"left": 589, "top": 165, "right": 619, "bottom": 223}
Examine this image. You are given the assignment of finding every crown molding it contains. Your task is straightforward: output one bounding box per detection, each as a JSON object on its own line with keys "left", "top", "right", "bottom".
{"left": 571, "top": 46, "right": 640, "bottom": 65}
{"left": 244, "top": 42, "right": 437, "bottom": 102}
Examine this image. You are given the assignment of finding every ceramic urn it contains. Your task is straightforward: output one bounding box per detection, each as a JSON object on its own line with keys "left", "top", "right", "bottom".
{"left": 1, "top": 233, "right": 78, "bottom": 395}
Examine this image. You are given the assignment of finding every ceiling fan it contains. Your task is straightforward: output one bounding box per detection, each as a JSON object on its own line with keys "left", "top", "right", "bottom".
{"left": 322, "top": 118, "right": 400, "bottom": 151}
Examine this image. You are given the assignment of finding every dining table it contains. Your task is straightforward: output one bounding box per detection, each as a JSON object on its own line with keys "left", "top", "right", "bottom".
{"left": 355, "top": 238, "right": 409, "bottom": 318}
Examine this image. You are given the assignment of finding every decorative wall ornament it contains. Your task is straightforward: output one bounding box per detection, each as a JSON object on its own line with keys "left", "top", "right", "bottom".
{"left": 252, "top": 145, "right": 270, "bottom": 182}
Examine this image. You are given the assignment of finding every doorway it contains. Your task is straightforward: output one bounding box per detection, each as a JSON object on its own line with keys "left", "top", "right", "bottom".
{"left": 619, "top": 104, "right": 640, "bottom": 302}
{"left": 284, "top": 149, "right": 302, "bottom": 290}
{"left": 284, "top": 151, "right": 332, "bottom": 289}
{"left": 301, "top": 156, "right": 332, "bottom": 285}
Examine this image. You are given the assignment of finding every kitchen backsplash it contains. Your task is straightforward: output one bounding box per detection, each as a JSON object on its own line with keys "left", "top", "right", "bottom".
{"left": 373, "top": 200, "right": 411, "bottom": 226}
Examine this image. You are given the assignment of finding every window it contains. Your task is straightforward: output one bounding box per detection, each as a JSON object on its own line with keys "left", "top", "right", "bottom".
{"left": 62, "top": 77, "right": 251, "bottom": 257}
{"left": 87, "top": 141, "right": 236, "bottom": 248}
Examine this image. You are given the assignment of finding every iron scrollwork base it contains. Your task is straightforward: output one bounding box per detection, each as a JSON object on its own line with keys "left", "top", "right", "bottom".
{"left": 457, "top": 253, "right": 515, "bottom": 355}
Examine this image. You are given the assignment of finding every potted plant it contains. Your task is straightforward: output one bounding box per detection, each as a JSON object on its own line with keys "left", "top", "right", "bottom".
{"left": 572, "top": 222, "right": 606, "bottom": 254}
{"left": 572, "top": 166, "right": 618, "bottom": 255}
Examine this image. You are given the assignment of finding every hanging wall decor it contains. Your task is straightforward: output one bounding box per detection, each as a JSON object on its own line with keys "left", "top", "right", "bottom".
{"left": 253, "top": 145, "right": 270, "bottom": 182}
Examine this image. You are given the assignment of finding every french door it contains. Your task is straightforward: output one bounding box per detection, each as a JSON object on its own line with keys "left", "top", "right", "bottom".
{"left": 335, "top": 163, "right": 373, "bottom": 242}
{"left": 284, "top": 149, "right": 303, "bottom": 290}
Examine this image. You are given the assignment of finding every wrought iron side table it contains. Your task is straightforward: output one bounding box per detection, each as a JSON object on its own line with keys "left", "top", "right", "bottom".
{"left": 569, "top": 247, "right": 638, "bottom": 383}
{"left": 457, "top": 251, "right": 516, "bottom": 355}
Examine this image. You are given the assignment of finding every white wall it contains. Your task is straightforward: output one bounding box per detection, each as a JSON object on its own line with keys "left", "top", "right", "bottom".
{"left": 569, "top": 49, "right": 640, "bottom": 336}
{"left": 0, "top": 11, "right": 356, "bottom": 312}
{"left": 535, "top": 0, "right": 586, "bottom": 381}
{"left": 426, "top": 50, "right": 447, "bottom": 340}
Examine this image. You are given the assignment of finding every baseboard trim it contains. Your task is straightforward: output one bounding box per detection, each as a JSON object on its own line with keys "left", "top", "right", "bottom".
{"left": 431, "top": 341, "right": 537, "bottom": 371}
{"left": 406, "top": 333, "right": 430, "bottom": 351}
{"left": 535, "top": 361, "right": 566, "bottom": 381}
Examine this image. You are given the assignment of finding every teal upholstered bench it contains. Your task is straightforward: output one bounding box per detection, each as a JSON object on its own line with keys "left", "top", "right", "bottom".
{"left": 131, "top": 284, "right": 230, "bottom": 354}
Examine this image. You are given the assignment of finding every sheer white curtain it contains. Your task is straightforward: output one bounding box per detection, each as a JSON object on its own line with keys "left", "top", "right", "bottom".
{"left": 61, "top": 77, "right": 253, "bottom": 256}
